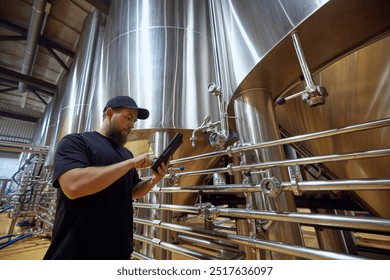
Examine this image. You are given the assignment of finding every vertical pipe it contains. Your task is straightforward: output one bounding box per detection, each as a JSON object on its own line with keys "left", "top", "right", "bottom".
{"left": 233, "top": 88, "right": 304, "bottom": 259}
{"left": 139, "top": 131, "right": 172, "bottom": 259}
{"left": 18, "top": 0, "right": 48, "bottom": 103}
{"left": 208, "top": 0, "right": 222, "bottom": 88}
{"left": 291, "top": 32, "right": 316, "bottom": 92}
{"left": 208, "top": 0, "right": 229, "bottom": 139}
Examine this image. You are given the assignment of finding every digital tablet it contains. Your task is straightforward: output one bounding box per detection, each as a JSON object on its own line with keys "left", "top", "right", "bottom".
{"left": 151, "top": 132, "right": 183, "bottom": 173}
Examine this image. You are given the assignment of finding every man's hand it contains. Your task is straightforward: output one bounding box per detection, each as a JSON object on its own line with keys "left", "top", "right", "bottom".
{"left": 150, "top": 161, "right": 169, "bottom": 184}
{"left": 132, "top": 153, "right": 157, "bottom": 169}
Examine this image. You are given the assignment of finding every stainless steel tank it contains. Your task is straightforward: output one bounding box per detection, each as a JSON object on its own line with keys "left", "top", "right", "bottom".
{"left": 87, "top": 0, "right": 218, "bottom": 131}
{"left": 52, "top": 10, "right": 105, "bottom": 152}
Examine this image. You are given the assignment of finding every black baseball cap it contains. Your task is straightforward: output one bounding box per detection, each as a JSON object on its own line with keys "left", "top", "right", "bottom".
{"left": 103, "top": 96, "right": 149, "bottom": 120}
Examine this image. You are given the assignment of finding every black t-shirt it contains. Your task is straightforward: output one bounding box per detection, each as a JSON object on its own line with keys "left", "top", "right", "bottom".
{"left": 43, "top": 131, "right": 141, "bottom": 260}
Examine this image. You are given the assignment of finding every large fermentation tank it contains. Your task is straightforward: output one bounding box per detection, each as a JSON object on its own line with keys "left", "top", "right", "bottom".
{"left": 87, "top": 0, "right": 218, "bottom": 131}
{"left": 275, "top": 35, "right": 390, "bottom": 218}
{"left": 215, "top": 0, "right": 390, "bottom": 219}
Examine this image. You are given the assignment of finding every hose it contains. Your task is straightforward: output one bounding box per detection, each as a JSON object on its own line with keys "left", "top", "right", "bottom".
{"left": 0, "top": 234, "right": 14, "bottom": 242}
{"left": 0, "top": 205, "right": 13, "bottom": 214}
{"left": 0, "top": 233, "right": 33, "bottom": 250}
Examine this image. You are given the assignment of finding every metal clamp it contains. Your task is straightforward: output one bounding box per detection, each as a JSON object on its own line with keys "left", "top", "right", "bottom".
{"left": 260, "top": 177, "right": 282, "bottom": 197}
{"left": 226, "top": 163, "right": 235, "bottom": 175}
{"left": 203, "top": 204, "right": 219, "bottom": 221}
{"left": 288, "top": 165, "right": 303, "bottom": 196}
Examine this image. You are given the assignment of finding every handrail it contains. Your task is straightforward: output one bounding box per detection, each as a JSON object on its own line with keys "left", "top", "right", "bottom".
{"left": 133, "top": 203, "right": 390, "bottom": 232}
{"left": 176, "top": 148, "right": 390, "bottom": 178}
{"left": 172, "top": 118, "right": 390, "bottom": 164}
{"left": 152, "top": 179, "right": 390, "bottom": 193}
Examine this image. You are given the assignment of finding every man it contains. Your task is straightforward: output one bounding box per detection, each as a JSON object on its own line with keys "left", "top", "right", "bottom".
{"left": 44, "top": 96, "right": 166, "bottom": 260}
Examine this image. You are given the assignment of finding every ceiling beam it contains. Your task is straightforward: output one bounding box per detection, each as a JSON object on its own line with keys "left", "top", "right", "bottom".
{"left": 0, "top": 110, "right": 39, "bottom": 123}
{"left": 0, "top": 66, "right": 56, "bottom": 95}
{"left": 0, "top": 77, "right": 54, "bottom": 97}
{"left": 0, "top": 86, "right": 18, "bottom": 94}
{"left": 0, "top": 18, "right": 75, "bottom": 58}
{"left": 0, "top": 35, "right": 27, "bottom": 42}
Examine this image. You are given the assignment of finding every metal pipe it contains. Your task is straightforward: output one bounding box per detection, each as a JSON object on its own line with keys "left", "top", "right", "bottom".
{"left": 153, "top": 179, "right": 390, "bottom": 194}
{"left": 0, "top": 141, "right": 50, "bottom": 154}
{"left": 291, "top": 31, "right": 316, "bottom": 91}
{"left": 171, "top": 118, "right": 390, "bottom": 164}
{"left": 217, "top": 208, "right": 390, "bottom": 233}
{"left": 133, "top": 203, "right": 200, "bottom": 214}
{"left": 18, "top": 0, "right": 49, "bottom": 103}
{"left": 36, "top": 216, "right": 53, "bottom": 227}
{"left": 134, "top": 217, "right": 233, "bottom": 243}
{"left": 176, "top": 148, "right": 390, "bottom": 178}
{"left": 153, "top": 184, "right": 260, "bottom": 193}
{"left": 228, "top": 234, "right": 364, "bottom": 260}
{"left": 177, "top": 234, "right": 238, "bottom": 253}
{"left": 131, "top": 251, "right": 154, "bottom": 260}
{"left": 281, "top": 179, "right": 390, "bottom": 192}
{"left": 133, "top": 233, "right": 219, "bottom": 260}
{"left": 208, "top": 0, "right": 221, "bottom": 87}
{"left": 133, "top": 202, "right": 390, "bottom": 233}
{"left": 133, "top": 218, "right": 365, "bottom": 260}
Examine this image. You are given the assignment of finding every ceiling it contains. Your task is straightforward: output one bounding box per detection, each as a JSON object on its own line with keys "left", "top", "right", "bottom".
{"left": 0, "top": 0, "right": 110, "bottom": 141}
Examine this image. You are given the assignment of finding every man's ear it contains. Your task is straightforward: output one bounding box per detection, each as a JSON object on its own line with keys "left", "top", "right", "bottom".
{"left": 105, "top": 107, "right": 114, "bottom": 119}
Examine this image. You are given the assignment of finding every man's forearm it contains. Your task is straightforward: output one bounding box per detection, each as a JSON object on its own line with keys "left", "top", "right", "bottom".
{"left": 132, "top": 177, "right": 158, "bottom": 199}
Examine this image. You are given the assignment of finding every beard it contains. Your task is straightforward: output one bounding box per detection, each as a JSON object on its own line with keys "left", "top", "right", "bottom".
{"left": 106, "top": 123, "right": 128, "bottom": 146}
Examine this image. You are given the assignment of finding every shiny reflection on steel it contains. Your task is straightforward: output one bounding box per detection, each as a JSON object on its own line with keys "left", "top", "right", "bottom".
{"left": 211, "top": 0, "right": 328, "bottom": 100}
{"left": 172, "top": 118, "right": 390, "bottom": 164}
{"left": 18, "top": 0, "right": 49, "bottom": 98}
{"left": 229, "top": 234, "right": 364, "bottom": 260}
{"left": 260, "top": 177, "right": 282, "bottom": 197}
{"left": 177, "top": 234, "right": 238, "bottom": 253}
{"left": 133, "top": 218, "right": 364, "bottom": 260}
{"left": 136, "top": 202, "right": 390, "bottom": 233}
{"left": 281, "top": 179, "right": 390, "bottom": 192}
{"left": 153, "top": 184, "right": 260, "bottom": 193}
{"left": 48, "top": 10, "right": 105, "bottom": 167}
{"left": 290, "top": 32, "right": 328, "bottom": 107}
{"left": 175, "top": 148, "right": 390, "bottom": 178}
{"left": 138, "top": 131, "right": 172, "bottom": 259}
{"left": 216, "top": 208, "right": 390, "bottom": 233}
{"left": 133, "top": 233, "right": 218, "bottom": 260}
{"left": 36, "top": 216, "right": 53, "bottom": 227}
{"left": 152, "top": 180, "right": 390, "bottom": 194}
{"left": 131, "top": 251, "right": 154, "bottom": 260}
{"left": 89, "top": 0, "right": 218, "bottom": 131}
{"left": 133, "top": 202, "right": 200, "bottom": 214}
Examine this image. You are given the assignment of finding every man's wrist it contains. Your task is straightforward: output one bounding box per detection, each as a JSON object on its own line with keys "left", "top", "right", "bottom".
{"left": 129, "top": 159, "right": 135, "bottom": 170}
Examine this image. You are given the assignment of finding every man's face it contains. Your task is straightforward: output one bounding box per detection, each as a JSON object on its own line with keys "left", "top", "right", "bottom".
{"left": 106, "top": 108, "right": 138, "bottom": 146}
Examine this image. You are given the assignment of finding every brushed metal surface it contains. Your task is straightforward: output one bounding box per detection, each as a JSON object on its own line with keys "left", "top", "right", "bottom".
{"left": 276, "top": 35, "right": 390, "bottom": 217}
{"left": 87, "top": 0, "right": 219, "bottom": 131}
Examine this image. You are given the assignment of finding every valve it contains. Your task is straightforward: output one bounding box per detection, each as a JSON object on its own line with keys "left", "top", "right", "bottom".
{"left": 167, "top": 165, "right": 184, "bottom": 186}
